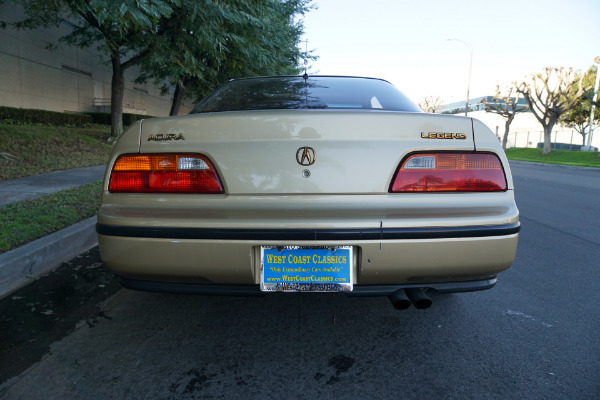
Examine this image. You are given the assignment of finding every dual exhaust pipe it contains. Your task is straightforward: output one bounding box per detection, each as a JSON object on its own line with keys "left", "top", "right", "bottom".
{"left": 388, "top": 288, "right": 432, "bottom": 310}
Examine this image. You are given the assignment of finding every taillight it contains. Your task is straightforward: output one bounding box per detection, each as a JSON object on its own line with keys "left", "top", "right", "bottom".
{"left": 109, "top": 154, "right": 224, "bottom": 193}
{"left": 389, "top": 153, "right": 507, "bottom": 192}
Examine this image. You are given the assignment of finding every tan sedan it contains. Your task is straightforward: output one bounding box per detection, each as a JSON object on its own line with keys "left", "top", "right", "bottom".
{"left": 97, "top": 76, "right": 519, "bottom": 309}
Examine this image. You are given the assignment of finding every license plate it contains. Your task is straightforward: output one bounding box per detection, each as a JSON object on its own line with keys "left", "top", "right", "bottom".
{"left": 260, "top": 246, "right": 353, "bottom": 292}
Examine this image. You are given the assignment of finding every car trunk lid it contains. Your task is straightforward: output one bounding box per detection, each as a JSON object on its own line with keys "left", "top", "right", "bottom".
{"left": 138, "top": 110, "right": 475, "bottom": 195}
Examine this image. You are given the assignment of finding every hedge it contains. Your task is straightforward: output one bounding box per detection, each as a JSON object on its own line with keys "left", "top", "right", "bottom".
{"left": 0, "top": 106, "right": 91, "bottom": 125}
{"left": 0, "top": 106, "right": 155, "bottom": 127}
{"left": 87, "top": 112, "right": 154, "bottom": 126}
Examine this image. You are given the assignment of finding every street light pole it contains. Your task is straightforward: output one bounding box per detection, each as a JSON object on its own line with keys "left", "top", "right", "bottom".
{"left": 446, "top": 38, "right": 473, "bottom": 116}
{"left": 586, "top": 56, "right": 600, "bottom": 150}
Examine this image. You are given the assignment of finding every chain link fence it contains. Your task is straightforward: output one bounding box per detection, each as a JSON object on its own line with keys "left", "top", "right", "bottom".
{"left": 503, "top": 129, "right": 590, "bottom": 150}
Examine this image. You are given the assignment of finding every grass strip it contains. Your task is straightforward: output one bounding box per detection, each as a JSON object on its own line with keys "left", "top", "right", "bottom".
{"left": 505, "top": 148, "right": 600, "bottom": 168}
{"left": 0, "top": 124, "right": 112, "bottom": 181}
{"left": 0, "top": 181, "right": 102, "bottom": 254}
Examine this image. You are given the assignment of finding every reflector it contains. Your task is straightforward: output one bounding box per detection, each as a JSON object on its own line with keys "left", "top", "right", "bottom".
{"left": 403, "top": 156, "right": 436, "bottom": 170}
{"left": 178, "top": 157, "right": 209, "bottom": 170}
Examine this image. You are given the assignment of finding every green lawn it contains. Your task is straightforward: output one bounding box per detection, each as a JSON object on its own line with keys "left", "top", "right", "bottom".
{"left": 0, "top": 124, "right": 112, "bottom": 181}
{"left": 0, "top": 181, "right": 102, "bottom": 253}
{"left": 505, "top": 148, "right": 600, "bottom": 168}
{"left": 0, "top": 123, "right": 111, "bottom": 253}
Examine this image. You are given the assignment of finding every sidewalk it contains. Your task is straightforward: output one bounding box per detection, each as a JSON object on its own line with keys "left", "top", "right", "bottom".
{"left": 0, "top": 164, "right": 106, "bottom": 206}
{"left": 0, "top": 165, "right": 106, "bottom": 298}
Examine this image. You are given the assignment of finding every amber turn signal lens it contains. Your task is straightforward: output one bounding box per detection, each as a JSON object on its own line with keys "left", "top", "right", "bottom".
{"left": 109, "top": 154, "right": 224, "bottom": 193}
{"left": 389, "top": 153, "right": 507, "bottom": 192}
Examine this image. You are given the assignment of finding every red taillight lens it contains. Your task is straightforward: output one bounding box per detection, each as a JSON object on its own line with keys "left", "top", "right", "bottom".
{"left": 389, "top": 153, "right": 507, "bottom": 192}
{"left": 109, "top": 154, "right": 224, "bottom": 193}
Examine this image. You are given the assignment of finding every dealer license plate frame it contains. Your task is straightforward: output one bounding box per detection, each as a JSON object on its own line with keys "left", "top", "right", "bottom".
{"left": 260, "top": 246, "right": 353, "bottom": 292}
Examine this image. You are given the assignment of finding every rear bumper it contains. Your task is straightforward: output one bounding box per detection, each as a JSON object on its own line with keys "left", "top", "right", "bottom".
{"left": 97, "top": 223, "right": 519, "bottom": 287}
{"left": 121, "top": 276, "right": 497, "bottom": 296}
{"left": 96, "top": 223, "right": 520, "bottom": 241}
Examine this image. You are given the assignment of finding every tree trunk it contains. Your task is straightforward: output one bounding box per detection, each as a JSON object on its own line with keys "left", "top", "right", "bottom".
{"left": 542, "top": 116, "right": 560, "bottom": 154}
{"left": 169, "top": 82, "right": 188, "bottom": 116}
{"left": 543, "top": 124, "right": 553, "bottom": 154}
{"left": 110, "top": 55, "right": 125, "bottom": 139}
{"left": 502, "top": 115, "right": 514, "bottom": 150}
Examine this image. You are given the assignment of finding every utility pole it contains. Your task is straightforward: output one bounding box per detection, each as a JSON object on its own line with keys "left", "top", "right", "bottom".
{"left": 446, "top": 38, "right": 473, "bottom": 116}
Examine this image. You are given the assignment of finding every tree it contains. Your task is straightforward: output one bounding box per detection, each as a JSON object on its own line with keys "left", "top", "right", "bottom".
{"left": 483, "top": 85, "right": 529, "bottom": 150}
{"left": 5, "top": 1, "right": 303, "bottom": 136}
{"left": 586, "top": 57, "right": 600, "bottom": 109}
{"left": 6, "top": 0, "right": 181, "bottom": 139}
{"left": 515, "top": 67, "right": 591, "bottom": 154}
{"left": 133, "top": 0, "right": 248, "bottom": 116}
{"left": 418, "top": 96, "right": 443, "bottom": 113}
{"left": 136, "top": 0, "right": 313, "bottom": 116}
{"left": 560, "top": 66, "right": 600, "bottom": 145}
{"left": 172, "top": 0, "right": 312, "bottom": 114}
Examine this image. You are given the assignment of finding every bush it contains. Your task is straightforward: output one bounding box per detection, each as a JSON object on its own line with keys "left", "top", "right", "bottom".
{"left": 0, "top": 106, "right": 91, "bottom": 125}
{"left": 87, "top": 112, "right": 154, "bottom": 126}
{"left": 86, "top": 112, "right": 111, "bottom": 125}
{"left": 0, "top": 106, "right": 155, "bottom": 128}
{"left": 124, "top": 112, "right": 154, "bottom": 125}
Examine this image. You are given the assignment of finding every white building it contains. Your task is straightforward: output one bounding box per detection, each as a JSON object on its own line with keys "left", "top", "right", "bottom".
{"left": 0, "top": 4, "right": 192, "bottom": 116}
{"left": 441, "top": 97, "right": 599, "bottom": 150}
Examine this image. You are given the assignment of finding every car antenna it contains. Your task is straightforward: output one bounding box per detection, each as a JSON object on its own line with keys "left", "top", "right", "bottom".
{"left": 303, "top": 39, "right": 309, "bottom": 81}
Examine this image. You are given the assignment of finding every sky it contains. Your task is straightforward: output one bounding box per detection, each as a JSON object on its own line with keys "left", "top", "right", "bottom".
{"left": 300, "top": 0, "right": 600, "bottom": 105}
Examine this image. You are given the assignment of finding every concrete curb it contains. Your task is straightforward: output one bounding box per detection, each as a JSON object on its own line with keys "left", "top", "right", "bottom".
{"left": 0, "top": 216, "right": 98, "bottom": 299}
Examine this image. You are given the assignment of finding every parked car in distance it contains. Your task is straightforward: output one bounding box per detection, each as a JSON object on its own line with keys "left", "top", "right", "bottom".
{"left": 97, "top": 76, "right": 519, "bottom": 309}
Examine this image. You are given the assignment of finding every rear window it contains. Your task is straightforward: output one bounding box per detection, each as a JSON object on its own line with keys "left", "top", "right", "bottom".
{"left": 191, "top": 76, "right": 421, "bottom": 113}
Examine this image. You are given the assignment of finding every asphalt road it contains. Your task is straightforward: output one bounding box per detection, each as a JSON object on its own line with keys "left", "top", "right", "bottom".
{"left": 1, "top": 161, "right": 599, "bottom": 399}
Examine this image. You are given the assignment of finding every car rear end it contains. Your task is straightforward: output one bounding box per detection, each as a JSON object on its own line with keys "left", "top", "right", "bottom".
{"left": 96, "top": 76, "right": 519, "bottom": 308}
